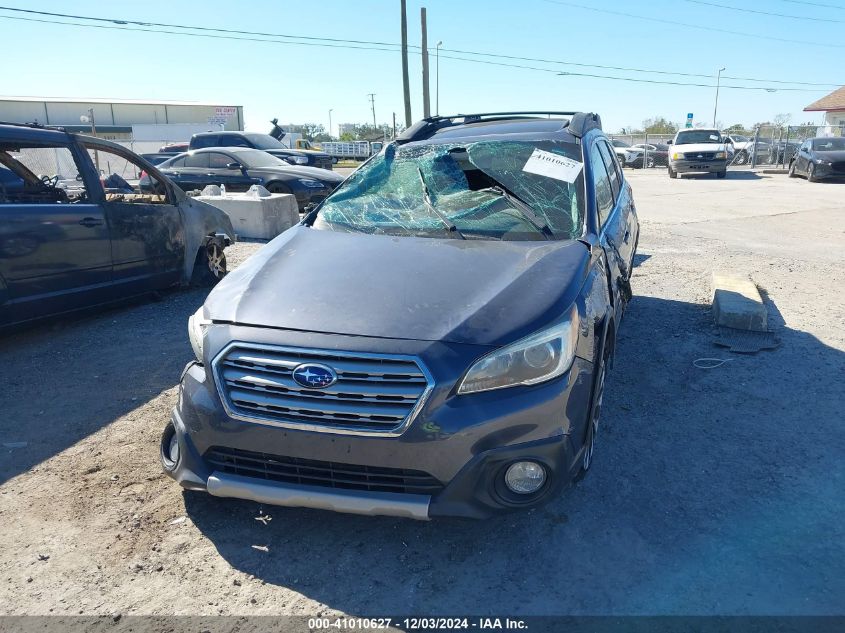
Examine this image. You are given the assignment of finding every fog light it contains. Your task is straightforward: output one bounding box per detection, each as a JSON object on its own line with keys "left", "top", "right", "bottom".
{"left": 504, "top": 461, "right": 546, "bottom": 494}
{"left": 168, "top": 434, "right": 180, "bottom": 464}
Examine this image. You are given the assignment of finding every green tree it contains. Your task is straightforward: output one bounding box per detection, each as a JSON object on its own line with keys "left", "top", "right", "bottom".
{"left": 642, "top": 117, "right": 678, "bottom": 135}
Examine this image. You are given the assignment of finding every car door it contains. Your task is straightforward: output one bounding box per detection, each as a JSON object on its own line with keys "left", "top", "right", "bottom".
{"left": 206, "top": 151, "right": 254, "bottom": 191}
{"left": 591, "top": 139, "right": 637, "bottom": 319}
{"left": 796, "top": 141, "right": 810, "bottom": 173}
{"left": 83, "top": 142, "right": 184, "bottom": 290}
{"left": 0, "top": 140, "right": 112, "bottom": 324}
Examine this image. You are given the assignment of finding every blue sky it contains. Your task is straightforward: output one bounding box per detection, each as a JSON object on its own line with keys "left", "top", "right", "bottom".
{"left": 1, "top": 0, "right": 842, "bottom": 133}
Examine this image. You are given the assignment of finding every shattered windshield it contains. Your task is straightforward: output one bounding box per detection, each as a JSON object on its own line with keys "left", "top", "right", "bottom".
{"left": 312, "top": 140, "right": 584, "bottom": 241}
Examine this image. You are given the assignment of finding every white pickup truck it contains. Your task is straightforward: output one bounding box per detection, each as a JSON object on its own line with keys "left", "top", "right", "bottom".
{"left": 667, "top": 129, "right": 729, "bottom": 179}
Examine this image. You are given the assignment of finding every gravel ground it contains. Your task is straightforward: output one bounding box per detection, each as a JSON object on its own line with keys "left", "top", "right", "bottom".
{"left": 0, "top": 170, "right": 842, "bottom": 617}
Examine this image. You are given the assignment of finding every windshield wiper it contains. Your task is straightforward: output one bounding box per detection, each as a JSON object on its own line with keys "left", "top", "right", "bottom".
{"left": 478, "top": 185, "right": 553, "bottom": 239}
{"left": 416, "top": 167, "right": 466, "bottom": 240}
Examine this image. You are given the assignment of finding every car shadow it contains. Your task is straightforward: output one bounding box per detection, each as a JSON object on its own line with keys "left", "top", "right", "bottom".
{"left": 184, "top": 292, "right": 845, "bottom": 615}
{"left": 0, "top": 289, "right": 209, "bottom": 485}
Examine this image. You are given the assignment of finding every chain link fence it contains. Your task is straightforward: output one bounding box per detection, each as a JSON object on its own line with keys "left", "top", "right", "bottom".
{"left": 607, "top": 125, "right": 845, "bottom": 171}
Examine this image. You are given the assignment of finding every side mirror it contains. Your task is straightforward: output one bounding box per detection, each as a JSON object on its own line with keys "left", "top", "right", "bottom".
{"left": 226, "top": 162, "right": 242, "bottom": 170}
{"left": 666, "top": 140, "right": 673, "bottom": 145}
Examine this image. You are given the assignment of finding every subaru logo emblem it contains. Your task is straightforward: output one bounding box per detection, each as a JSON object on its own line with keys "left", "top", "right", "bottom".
{"left": 292, "top": 363, "right": 337, "bottom": 389}
{"left": 697, "top": 154, "right": 703, "bottom": 158}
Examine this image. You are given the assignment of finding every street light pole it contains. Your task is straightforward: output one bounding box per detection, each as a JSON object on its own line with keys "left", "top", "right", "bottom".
{"left": 713, "top": 67, "right": 726, "bottom": 127}
{"left": 328, "top": 109, "right": 333, "bottom": 139}
{"left": 436, "top": 41, "right": 442, "bottom": 116}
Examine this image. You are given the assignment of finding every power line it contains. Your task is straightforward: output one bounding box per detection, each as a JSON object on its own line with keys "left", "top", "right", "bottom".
{"left": 682, "top": 0, "right": 843, "bottom": 23}
{"left": 0, "top": 9, "right": 834, "bottom": 93}
{"left": 774, "top": 0, "right": 845, "bottom": 10}
{"left": 542, "top": 0, "right": 845, "bottom": 48}
{"left": 0, "top": 4, "right": 839, "bottom": 88}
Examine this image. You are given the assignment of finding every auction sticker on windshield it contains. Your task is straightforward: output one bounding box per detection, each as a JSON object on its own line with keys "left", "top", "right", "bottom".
{"left": 522, "top": 148, "right": 582, "bottom": 183}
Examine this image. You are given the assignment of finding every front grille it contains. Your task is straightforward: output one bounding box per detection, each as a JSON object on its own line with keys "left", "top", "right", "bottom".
{"left": 684, "top": 151, "right": 716, "bottom": 160}
{"left": 831, "top": 161, "right": 845, "bottom": 174}
{"left": 214, "top": 344, "right": 432, "bottom": 435}
{"left": 205, "top": 446, "right": 443, "bottom": 495}
{"left": 316, "top": 157, "right": 333, "bottom": 170}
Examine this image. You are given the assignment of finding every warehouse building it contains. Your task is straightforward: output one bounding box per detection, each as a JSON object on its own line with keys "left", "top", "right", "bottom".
{"left": 0, "top": 96, "right": 244, "bottom": 145}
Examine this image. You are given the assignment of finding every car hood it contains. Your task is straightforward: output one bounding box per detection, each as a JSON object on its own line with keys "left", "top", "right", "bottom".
{"left": 204, "top": 225, "right": 590, "bottom": 346}
{"left": 256, "top": 164, "right": 344, "bottom": 182}
{"left": 673, "top": 143, "right": 726, "bottom": 153}
{"left": 815, "top": 150, "right": 845, "bottom": 161}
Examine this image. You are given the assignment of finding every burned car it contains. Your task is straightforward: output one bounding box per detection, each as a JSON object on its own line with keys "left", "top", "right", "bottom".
{"left": 162, "top": 112, "right": 639, "bottom": 519}
{"left": 0, "top": 123, "right": 235, "bottom": 327}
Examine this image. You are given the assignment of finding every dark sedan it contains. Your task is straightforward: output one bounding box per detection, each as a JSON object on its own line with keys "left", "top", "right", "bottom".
{"left": 145, "top": 148, "right": 345, "bottom": 211}
{"left": 630, "top": 143, "right": 670, "bottom": 168}
{"left": 789, "top": 137, "right": 845, "bottom": 181}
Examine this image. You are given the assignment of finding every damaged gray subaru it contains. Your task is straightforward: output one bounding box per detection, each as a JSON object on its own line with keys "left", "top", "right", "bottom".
{"left": 162, "top": 112, "right": 639, "bottom": 519}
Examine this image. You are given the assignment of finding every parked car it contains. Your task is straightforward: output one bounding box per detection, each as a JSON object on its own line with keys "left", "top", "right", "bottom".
{"left": 0, "top": 123, "right": 235, "bottom": 327}
{"left": 158, "top": 142, "right": 190, "bottom": 154}
{"left": 667, "top": 129, "right": 729, "bottom": 178}
{"left": 141, "top": 152, "right": 178, "bottom": 166}
{"left": 722, "top": 134, "right": 753, "bottom": 163}
{"left": 788, "top": 136, "right": 845, "bottom": 181}
{"left": 146, "top": 148, "right": 345, "bottom": 211}
{"left": 768, "top": 139, "right": 802, "bottom": 166}
{"left": 629, "top": 143, "right": 669, "bottom": 168}
{"left": 190, "top": 131, "right": 333, "bottom": 171}
{"left": 608, "top": 138, "right": 638, "bottom": 167}
{"left": 161, "top": 111, "right": 640, "bottom": 520}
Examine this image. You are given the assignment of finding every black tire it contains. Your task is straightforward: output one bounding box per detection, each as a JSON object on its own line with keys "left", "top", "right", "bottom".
{"left": 266, "top": 181, "right": 292, "bottom": 195}
{"left": 716, "top": 170, "right": 727, "bottom": 179}
{"left": 190, "top": 240, "right": 227, "bottom": 287}
{"left": 668, "top": 167, "right": 678, "bottom": 179}
{"left": 788, "top": 161, "right": 797, "bottom": 178}
{"left": 646, "top": 156, "right": 656, "bottom": 169}
{"left": 577, "top": 340, "right": 610, "bottom": 480}
{"left": 807, "top": 163, "right": 817, "bottom": 183}
{"left": 734, "top": 150, "right": 749, "bottom": 165}
{"left": 331, "top": 156, "right": 339, "bottom": 165}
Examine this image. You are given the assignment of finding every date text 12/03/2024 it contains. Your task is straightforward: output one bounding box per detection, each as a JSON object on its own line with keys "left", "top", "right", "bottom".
{"left": 308, "top": 617, "right": 528, "bottom": 630}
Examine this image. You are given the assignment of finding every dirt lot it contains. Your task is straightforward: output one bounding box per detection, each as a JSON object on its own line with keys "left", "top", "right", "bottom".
{"left": 1, "top": 170, "right": 843, "bottom": 617}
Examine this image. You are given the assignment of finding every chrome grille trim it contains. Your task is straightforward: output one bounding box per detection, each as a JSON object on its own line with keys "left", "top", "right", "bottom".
{"left": 211, "top": 342, "right": 434, "bottom": 436}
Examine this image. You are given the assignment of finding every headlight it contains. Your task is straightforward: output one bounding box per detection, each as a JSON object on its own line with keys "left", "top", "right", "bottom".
{"left": 187, "top": 306, "right": 210, "bottom": 363}
{"left": 286, "top": 156, "right": 309, "bottom": 165}
{"left": 815, "top": 158, "right": 829, "bottom": 165}
{"left": 458, "top": 308, "right": 579, "bottom": 394}
{"left": 672, "top": 152, "right": 684, "bottom": 160}
{"left": 714, "top": 151, "right": 727, "bottom": 159}
{"left": 298, "top": 178, "right": 326, "bottom": 189}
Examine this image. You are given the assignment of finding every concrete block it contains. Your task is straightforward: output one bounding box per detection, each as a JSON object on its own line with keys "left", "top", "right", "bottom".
{"left": 196, "top": 192, "right": 299, "bottom": 240}
{"left": 711, "top": 272, "right": 768, "bottom": 332}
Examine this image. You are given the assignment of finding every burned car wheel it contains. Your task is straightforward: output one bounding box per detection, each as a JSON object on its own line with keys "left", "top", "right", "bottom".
{"left": 191, "top": 241, "right": 227, "bottom": 286}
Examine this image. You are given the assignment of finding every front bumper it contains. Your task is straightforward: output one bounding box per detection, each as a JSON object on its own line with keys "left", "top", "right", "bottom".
{"left": 670, "top": 158, "right": 728, "bottom": 173}
{"left": 165, "top": 325, "right": 595, "bottom": 519}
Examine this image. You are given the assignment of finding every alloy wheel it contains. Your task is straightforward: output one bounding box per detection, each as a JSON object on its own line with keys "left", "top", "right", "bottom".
{"left": 206, "top": 243, "right": 226, "bottom": 279}
{"left": 583, "top": 354, "right": 607, "bottom": 472}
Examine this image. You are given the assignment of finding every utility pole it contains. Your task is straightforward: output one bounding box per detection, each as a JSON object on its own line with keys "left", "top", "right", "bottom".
{"left": 713, "top": 67, "right": 726, "bottom": 127}
{"left": 400, "top": 0, "right": 412, "bottom": 127}
{"left": 328, "top": 108, "right": 333, "bottom": 139}
{"left": 392, "top": 112, "right": 397, "bottom": 139}
{"left": 421, "top": 8, "right": 430, "bottom": 118}
{"left": 368, "top": 93, "right": 377, "bottom": 130}
{"left": 436, "top": 41, "right": 442, "bottom": 116}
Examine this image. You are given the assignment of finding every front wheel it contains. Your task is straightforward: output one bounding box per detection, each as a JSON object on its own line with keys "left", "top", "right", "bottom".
{"left": 807, "top": 163, "right": 818, "bottom": 183}
{"left": 266, "top": 182, "right": 292, "bottom": 195}
{"left": 788, "top": 161, "right": 797, "bottom": 178}
{"left": 734, "top": 150, "right": 749, "bottom": 165}
{"left": 668, "top": 167, "right": 678, "bottom": 179}
{"left": 190, "top": 240, "right": 227, "bottom": 287}
{"left": 716, "top": 170, "right": 727, "bottom": 179}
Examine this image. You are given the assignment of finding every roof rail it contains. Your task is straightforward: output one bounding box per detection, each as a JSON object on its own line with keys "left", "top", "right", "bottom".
{"left": 428, "top": 111, "right": 578, "bottom": 121}
{"left": 396, "top": 111, "right": 599, "bottom": 144}
{"left": 0, "top": 120, "right": 67, "bottom": 132}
